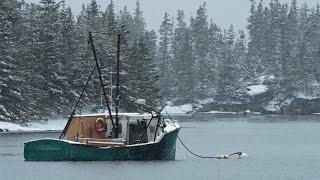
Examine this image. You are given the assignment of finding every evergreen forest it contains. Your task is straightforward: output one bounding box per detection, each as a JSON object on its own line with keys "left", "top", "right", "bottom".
{"left": 1, "top": 0, "right": 320, "bottom": 122}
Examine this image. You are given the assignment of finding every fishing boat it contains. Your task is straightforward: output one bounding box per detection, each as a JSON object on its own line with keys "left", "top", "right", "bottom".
{"left": 24, "top": 32, "right": 180, "bottom": 161}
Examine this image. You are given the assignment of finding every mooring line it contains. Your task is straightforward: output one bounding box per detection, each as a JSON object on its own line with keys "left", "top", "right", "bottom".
{"left": 177, "top": 135, "right": 247, "bottom": 160}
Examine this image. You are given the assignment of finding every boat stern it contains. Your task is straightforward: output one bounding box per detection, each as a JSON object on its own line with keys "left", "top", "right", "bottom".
{"left": 24, "top": 139, "right": 73, "bottom": 161}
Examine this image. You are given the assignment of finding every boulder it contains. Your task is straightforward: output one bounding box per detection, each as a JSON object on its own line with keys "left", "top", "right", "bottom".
{"left": 281, "top": 98, "right": 320, "bottom": 115}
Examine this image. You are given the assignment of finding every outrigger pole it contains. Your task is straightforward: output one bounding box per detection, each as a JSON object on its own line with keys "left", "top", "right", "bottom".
{"left": 89, "top": 32, "right": 116, "bottom": 134}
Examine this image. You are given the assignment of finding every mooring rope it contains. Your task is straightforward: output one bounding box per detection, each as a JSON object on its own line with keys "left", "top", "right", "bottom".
{"left": 165, "top": 112, "right": 247, "bottom": 160}
{"left": 177, "top": 135, "right": 246, "bottom": 159}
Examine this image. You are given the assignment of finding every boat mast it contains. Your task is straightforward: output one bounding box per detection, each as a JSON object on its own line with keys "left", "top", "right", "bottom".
{"left": 89, "top": 32, "right": 115, "bottom": 133}
{"left": 115, "top": 33, "right": 121, "bottom": 138}
{"left": 110, "top": 71, "right": 113, "bottom": 111}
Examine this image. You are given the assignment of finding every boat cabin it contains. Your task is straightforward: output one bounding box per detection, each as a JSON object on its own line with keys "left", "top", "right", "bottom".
{"left": 63, "top": 113, "right": 161, "bottom": 147}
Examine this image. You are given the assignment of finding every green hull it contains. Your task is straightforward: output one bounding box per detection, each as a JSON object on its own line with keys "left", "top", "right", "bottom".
{"left": 24, "top": 129, "right": 179, "bottom": 161}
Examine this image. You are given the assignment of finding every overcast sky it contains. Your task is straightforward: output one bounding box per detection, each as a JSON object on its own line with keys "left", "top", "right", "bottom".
{"left": 26, "top": 0, "right": 319, "bottom": 32}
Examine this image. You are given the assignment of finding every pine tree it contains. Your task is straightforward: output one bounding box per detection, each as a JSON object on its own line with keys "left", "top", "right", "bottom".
{"left": 86, "top": 0, "right": 100, "bottom": 31}
{"left": 35, "top": 0, "right": 66, "bottom": 117}
{"left": 119, "top": 6, "right": 134, "bottom": 44}
{"left": 234, "top": 30, "right": 248, "bottom": 80}
{"left": 58, "top": 5, "right": 79, "bottom": 111}
{"left": 297, "top": 4, "right": 312, "bottom": 96}
{"left": 309, "top": 5, "right": 320, "bottom": 83}
{"left": 303, "top": 5, "right": 320, "bottom": 96}
{"left": 158, "top": 12, "right": 173, "bottom": 103}
{"left": 280, "top": 0, "right": 299, "bottom": 96}
{"left": 104, "top": 0, "right": 116, "bottom": 33}
{"left": 172, "top": 10, "right": 195, "bottom": 104}
{"left": 16, "top": 2, "right": 47, "bottom": 121}
{"left": 247, "top": 0, "right": 259, "bottom": 76}
{"left": 207, "top": 20, "right": 223, "bottom": 93}
{"left": 126, "top": 35, "right": 160, "bottom": 110}
{"left": 0, "top": 0, "right": 25, "bottom": 122}
{"left": 132, "top": 0, "right": 145, "bottom": 40}
{"left": 190, "top": 2, "right": 210, "bottom": 99}
{"left": 267, "top": 0, "right": 282, "bottom": 76}
{"left": 144, "top": 31, "right": 160, "bottom": 108}
{"left": 216, "top": 26, "right": 238, "bottom": 102}
{"left": 234, "top": 30, "right": 249, "bottom": 102}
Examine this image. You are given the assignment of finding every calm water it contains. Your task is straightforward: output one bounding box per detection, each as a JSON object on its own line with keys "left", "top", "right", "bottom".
{"left": 1, "top": 114, "right": 320, "bottom": 180}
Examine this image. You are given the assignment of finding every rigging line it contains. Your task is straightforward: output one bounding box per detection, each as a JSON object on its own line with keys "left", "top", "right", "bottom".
{"left": 59, "top": 66, "right": 96, "bottom": 139}
{"left": 89, "top": 32, "right": 115, "bottom": 130}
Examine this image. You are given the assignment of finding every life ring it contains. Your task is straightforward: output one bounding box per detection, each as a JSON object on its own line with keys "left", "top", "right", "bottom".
{"left": 95, "top": 118, "right": 106, "bottom": 134}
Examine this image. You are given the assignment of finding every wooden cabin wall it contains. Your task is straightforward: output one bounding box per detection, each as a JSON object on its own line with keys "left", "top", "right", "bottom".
{"left": 65, "top": 116, "right": 106, "bottom": 141}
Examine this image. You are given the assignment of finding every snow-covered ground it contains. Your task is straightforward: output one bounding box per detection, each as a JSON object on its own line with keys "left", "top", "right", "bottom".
{"left": 203, "top": 110, "right": 237, "bottom": 115}
{"left": 202, "top": 110, "right": 262, "bottom": 115}
{"left": 0, "top": 119, "right": 66, "bottom": 132}
{"left": 296, "top": 91, "right": 319, "bottom": 100}
{"left": 162, "top": 102, "right": 193, "bottom": 115}
{"left": 247, "top": 84, "right": 269, "bottom": 96}
{"left": 196, "top": 98, "right": 214, "bottom": 105}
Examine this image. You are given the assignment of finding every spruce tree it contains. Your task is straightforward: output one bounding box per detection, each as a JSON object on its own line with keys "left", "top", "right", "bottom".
{"left": 207, "top": 20, "right": 223, "bottom": 93}
{"left": 58, "top": 5, "right": 78, "bottom": 111}
{"left": 172, "top": 10, "right": 195, "bottom": 104}
{"left": 158, "top": 12, "right": 173, "bottom": 103}
{"left": 190, "top": 2, "right": 210, "bottom": 99}
{"left": 0, "top": 0, "right": 25, "bottom": 122}
{"left": 16, "top": 2, "right": 46, "bottom": 121}
{"left": 132, "top": 0, "right": 145, "bottom": 41}
{"left": 126, "top": 35, "right": 159, "bottom": 110}
{"left": 35, "top": 0, "right": 66, "bottom": 117}
{"left": 216, "top": 26, "right": 237, "bottom": 103}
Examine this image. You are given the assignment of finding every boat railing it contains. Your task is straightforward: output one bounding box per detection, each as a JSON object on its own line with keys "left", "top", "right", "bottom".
{"left": 78, "top": 137, "right": 126, "bottom": 147}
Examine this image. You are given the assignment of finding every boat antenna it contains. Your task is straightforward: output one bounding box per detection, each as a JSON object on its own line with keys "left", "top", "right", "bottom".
{"left": 89, "top": 32, "right": 115, "bottom": 133}
{"left": 115, "top": 33, "right": 121, "bottom": 138}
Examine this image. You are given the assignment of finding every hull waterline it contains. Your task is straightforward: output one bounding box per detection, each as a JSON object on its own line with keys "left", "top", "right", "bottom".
{"left": 24, "top": 129, "right": 179, "bottom": 161}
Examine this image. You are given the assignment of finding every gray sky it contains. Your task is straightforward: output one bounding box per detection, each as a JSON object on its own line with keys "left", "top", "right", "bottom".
{"left": 26, "top": 0, "right": 319, "bottom": 32}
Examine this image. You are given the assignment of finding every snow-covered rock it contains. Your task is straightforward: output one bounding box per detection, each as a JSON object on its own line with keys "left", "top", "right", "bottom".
{"left": 247, "top": 84, "right": 269, "bottom": 96}
{"left": 281, "top": 97, "right": 320, "bottom": 115}
{"left": 162, "top": 102, "right": 193, "bottom": 115}
{"left": 263, "top": 98, "right": 281, "bottom": 113}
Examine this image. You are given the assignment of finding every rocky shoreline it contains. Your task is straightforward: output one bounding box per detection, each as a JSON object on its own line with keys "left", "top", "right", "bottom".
{"left": 195, "top": 91, "right": 320, "bottom": 115}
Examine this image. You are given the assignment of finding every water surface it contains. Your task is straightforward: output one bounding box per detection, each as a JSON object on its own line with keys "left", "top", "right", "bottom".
{"left": 0, "top": 114, "right": 319, "bottom": 180}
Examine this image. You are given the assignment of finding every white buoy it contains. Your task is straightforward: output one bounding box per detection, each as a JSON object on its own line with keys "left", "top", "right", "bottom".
{"left": 215, "top": 154, "right": 229, "bottom": 159}
{"left": 238, "top": 152, "right": 248, "bottom": 159}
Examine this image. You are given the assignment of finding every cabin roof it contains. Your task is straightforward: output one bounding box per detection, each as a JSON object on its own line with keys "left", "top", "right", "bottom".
{"left": 72, "top": 112, "right": 152, "bottom": 118}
